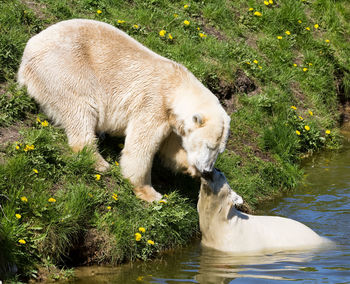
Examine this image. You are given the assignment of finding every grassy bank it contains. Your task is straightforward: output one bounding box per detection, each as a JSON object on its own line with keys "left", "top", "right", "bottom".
{"left": 1, "top": 0, "right": 350, "bottom": 281}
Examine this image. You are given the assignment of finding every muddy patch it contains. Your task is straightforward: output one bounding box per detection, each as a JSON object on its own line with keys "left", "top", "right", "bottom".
{"left": 0, "top": 124, "right": 21, "bottom": 147}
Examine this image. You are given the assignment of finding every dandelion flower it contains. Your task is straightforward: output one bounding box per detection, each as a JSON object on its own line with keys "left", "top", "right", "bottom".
{"left": 303, "top": 67, "right": 308, "bottom": 72}
{"left": 308, "top": 63, "right": 313, "bottom": 66}
{"left": 24, "top": 144, "right": 34, "bottom": 152}
{"left": 147, "top": 240, "right": 155, "bottom": 245}
{"left": 97, "top": 10, "right": 102, "bottom": 14}
{"left": 308, "top": 110, "right": 314, "bottom": 116}
{"left": 197, "top": 27, "right": 200, "bottom": 31}
{"left": 249, "top": 7, "right": 254, "bottom": 11}
{"left": 325, "top": 130, "right": 331, "bottom": 135}
{"left": 184, "top": 4, "right": 189, "bottom": 8}
{"left": 305, "top": 27, "right": 310, "bottom": 31}
{"left": 15, "top": 214, "right": 22, "bottom": 219}
{"left": 135, "top": 233, "right": 142, "bottom": 241}
{"left": 41, "top": 120, "right": 49, "bottom": 127}
{"left": 264, "top": 1, "right": 269, "bottom": 5}
{"left": 296, "top": 130, "right": 301, "bottom": 135}
{"left": 18, "top": 239, "right": 26, "bottom": 244}
{"left": 199, "top": 33, "right": 207, "bottom": 38}
{"left": 16, "top": 145, "right": 20, "bottom": 150}
{"left": 48, "top": 197, "right": 56, "bottom": 203}
{"left": 95, "top": 174, "right": 101, "bottom": 181}
{"left": 115, "top": 161, "right": 119, "bottom": 166}
{"left": 325, "top": 39, "right": 330, "bottom": 43}
{"left": 269, "top": 0, "right": 273, "bottom": 3}
{"left": 88, "top": 193, "right": 93, "bottom": 197}
{"left": 293, "top": 63, "right": 298, "bottom": 67}
{"left": 277, "top": 36, "right": 283, "bottom": 40}
{"left": 112, "top": 193, "right": 118, "bottom": 201}
{"left": 254, "top": 11, "right": 262, "bottom": 16}
{"left": 163, "top": 194, "right": 169, "bottom": 198}
{"left": 183, "top": 20, "right": 190, "bottom": 26}
{"left": 159, "top": 199, "right": 167, "bottom": 204}
{"left": 117, "top": 20, "right": 125, "bottom": 24}
{"left": 253, "top": 59, "right": 258, "bottom": 64}
{"left": 21, "top": 196, "right": 28, "bottom": 203}
{"left": 159, "top": 30, "right": 166, "bottom": 37}
{"left": 285, "top": 31, "right": 291, "bottom": 35}
{"left": 291, "top": 106, "right": 297, "bottom": 110}
{"left": 33, "top": 169, "right": 38, "bottom": 174}
{"left": 36, "top": 117, "right": 41, "bottom": 123}
{"left": 139, "top": 227, "right": 146, "bottom": 233}
{"left": 305, "top": 125, "right": 310, "bottom": 131}
{"left": 314, "top": 24, "right": 319, "bottom": 29}
{"left": 246, "top": 62, "right": 251, "bottom": 65}
{"left": 168, "top": 33, "right": 173, "bottom": 40}
{"left": 107, "top": 206, "right": 111, "bottom": 210}
{"left": 298, "top": 116, "right": 304, "bottom": 120}
{"left": 258, "top": 65, "right": 263, "bottom": 69}
{"left": 133, "top": 24, "right": 139, "bottom": 29}
{"left": 298, "top": 20, "right": 302, "bottom": 24}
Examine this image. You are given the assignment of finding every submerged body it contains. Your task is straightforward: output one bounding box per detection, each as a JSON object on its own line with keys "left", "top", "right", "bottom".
{"left": 198, "top": 169, "right": 331, "bottom": 253}
{"left": 18, "top": 19, "right": 230, "bottom": 201}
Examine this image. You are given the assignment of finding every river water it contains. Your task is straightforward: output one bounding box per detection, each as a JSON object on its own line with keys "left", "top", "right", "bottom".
{"left": 72, "top": 137, "right": 350, "bottom": 283}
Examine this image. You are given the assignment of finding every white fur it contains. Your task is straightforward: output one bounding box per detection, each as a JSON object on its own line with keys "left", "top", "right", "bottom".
{"left": 198, "top": 169, "right": 332, "bottom": 253}
{"left": 17, "top": 19, "right": 230, "bottom": 201}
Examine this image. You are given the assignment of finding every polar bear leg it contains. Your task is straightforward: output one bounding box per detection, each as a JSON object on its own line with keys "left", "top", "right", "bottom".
{"left": 120, "top": 121, "right": 170, "bottom": 202}
{"left": 159, "top": 132, "right": 199, "bottom": 177}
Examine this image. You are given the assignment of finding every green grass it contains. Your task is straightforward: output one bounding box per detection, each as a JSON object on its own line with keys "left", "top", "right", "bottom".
{"left": 1, "top": 0, "right": 350, "bottom": 281}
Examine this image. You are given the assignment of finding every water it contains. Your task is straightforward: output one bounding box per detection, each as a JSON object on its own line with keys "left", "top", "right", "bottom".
{"left": 72, "top": 138, "right": 350, "bottom": 283}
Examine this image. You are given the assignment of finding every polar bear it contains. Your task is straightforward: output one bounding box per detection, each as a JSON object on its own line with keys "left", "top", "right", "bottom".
{"left": 17, "top": 19, "right": 230, "bottom": 202}
{"left": 198, "top": 169, "right": 332, "bottom": 253}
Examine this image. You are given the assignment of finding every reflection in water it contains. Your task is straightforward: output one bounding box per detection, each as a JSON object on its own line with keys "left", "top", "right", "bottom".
{"left": 73, "top": 136, "right": 350, "bottom": 283}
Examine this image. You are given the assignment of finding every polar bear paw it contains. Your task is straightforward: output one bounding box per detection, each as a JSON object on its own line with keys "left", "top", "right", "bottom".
{"left": 134, "top": 185, "right": 163, "bottom": 202}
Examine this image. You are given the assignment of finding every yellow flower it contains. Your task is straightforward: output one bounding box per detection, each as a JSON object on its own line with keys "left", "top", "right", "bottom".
{"left": 269, "top": 0, "right": 273, "bottom": 3}
{"left": 163, "top": 194, "right": 169, "bottom": 198}
{"left": 159, "top": 199, "right": 167, "bottom": 204}
{"left": 183, "top": 20, "right": 190, "bottom": 26}
{"left": 135, "top": 233, "right": 142, "bottom": 241}
{"left": 325, "top": 39, "right": 330, "bottom": 43}
{"left": 33, "top": 169, "right": 38, "bottom": 174}
{"left": 107, "top": 206, "right": 111, "bottom": 210}
{"left": 199, "top": 33, "right": 207, "bottom": 38}
{"left": 308, "top": 63, "right": 313, "bottom": 66}
{"left": 305, "top": 27, "right": 310, "bottom": 31}
{"left": 303, "top": 67, "right": 308, "bottom": 72}
{"left": 15, "top": 145, "right": 20, "bottom": 150}
{"left": 254, "top": 11, "right": 262, "bottom": 16}
{"left": 305, "top": 125, "right": 310, "bottom": 131}
{"left": 308, "top": 110, "right": 314, "bottom": 116}
{"left": 246, "top": 62, "right": 251, "bottom": 65}
{"left": 159, "top": 30, "right": 167, "bottom": 37}
{"left": 137, "top": 276, "right": 144, "bottom": 281}
{"left": 184, "top": 4, "right": 189, "bottom": 8}
{"left": 117, "top": 20, "right": 125, "bottom": 24}
{"left": 133, "top": 24, "right": 139, "bottom": 29}
{"left": 325, "top": 130, "right": 331, "bottom": 135}
{"left": 95, "top": 174, "right": 101, "bottom": 181}
{"left": 253, "top": 59, "right": 258, "bottom": 64}
{"left": 168, "top": 33, "right": 173, "bottom": 40}
{"left": 112, "top": 193, "right": 118, "bottom": 201}
{"left": 139, "top": 227, "right": 146, "bottom": 233}
{"left": 18, "top": 239, "right": 26, "bottom": 244}
{"left": 88, "top": 193, "right": 93, "bottom": 197}
{"left": 197, "top": 27, "right": 200, "bottom": 31}
{"left": 249, "top": 8, "right": 254, "bottom": 11}
{"left": 291, "top": 106, "right": 297, "bottom": 110}
{"left": 97, "top": 10, "right": 102, "bottom": 14}
{"left": 24, "top": 144, "right": 34, "bottom": 152}
{"left": 285, "top": 31, "right": 291, "bottom": 35}
{"left": 41, "top": 120, "right": 49, "bottom": 127}
{"left": 298, "top": 116, "right": 304, "bottom": 120}
{"left": 173, "top": 13, "right": 178, "bottom": 18}
{"left": 48, "top": 197, "right": 56, "bottom": 203}
{"left": 21, "top": 196, "right": 28, "bottom": 203}
{"left": 115, "top": 161, "right": 119, "bottom": 166}
{"left": 147, "top": 240, "right": 155, "bottom": 245}
{"left": 15, "top": 214, "right": 22, "bottom": 219}
{"left": 36, "top": 117, "right": 41, "bottom": 123}
{"left": 293, "top": 63, "right": 298, "bottom": 67}
{"left": 277, "top": 36, "right": 283, "bottom": 40}
{"left": 298, "top": 20, "right": 302, "bottom": 24}
{"left": 264, "top": 1, "right": 269, "bottom": 5}
{"left": 296, "top": 130, "right": 301, "bottom": 136}
{"left": 258, "top": 65, "right": 262, "bottom": 69}
{"left": 314, "top": 24, "right": 319, "bottom": 29}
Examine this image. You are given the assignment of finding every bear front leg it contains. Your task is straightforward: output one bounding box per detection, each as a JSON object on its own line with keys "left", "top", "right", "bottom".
{"left": 120, "top": 121, "right": 170, "bottom": 202}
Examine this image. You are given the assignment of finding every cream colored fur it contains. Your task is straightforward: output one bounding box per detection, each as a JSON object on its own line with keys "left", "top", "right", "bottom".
{"left": 17, "top": 19, "right": 230, "bottom": 202}
{"left": 198, "top": 169, "right": 332, "bottom": 253}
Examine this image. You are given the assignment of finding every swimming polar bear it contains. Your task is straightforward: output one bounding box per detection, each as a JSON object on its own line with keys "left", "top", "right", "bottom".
{"left": 198, "top": 169, "right": 332, "bottom": 253}
{"left": 17, "top": 19, "right": 230, "bottom": 202}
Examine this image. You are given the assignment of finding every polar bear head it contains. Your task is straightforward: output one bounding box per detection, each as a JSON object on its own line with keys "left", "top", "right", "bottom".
{"left": 180, "top": 111, "right": 231, "bottom": 175}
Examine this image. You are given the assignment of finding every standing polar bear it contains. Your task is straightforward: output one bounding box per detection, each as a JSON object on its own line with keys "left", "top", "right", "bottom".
{"left": 18, "top": 19, "right": 230, "bottom": 202}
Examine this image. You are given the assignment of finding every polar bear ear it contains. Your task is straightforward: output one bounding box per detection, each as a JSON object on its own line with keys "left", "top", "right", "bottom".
{"left": 192, "top": 114, "right": 203, "bottom": 126}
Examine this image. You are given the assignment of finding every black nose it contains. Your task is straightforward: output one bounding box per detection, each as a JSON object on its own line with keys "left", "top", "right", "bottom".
{"left": 201, "top": 170, "right": 213, "bottom": 180}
